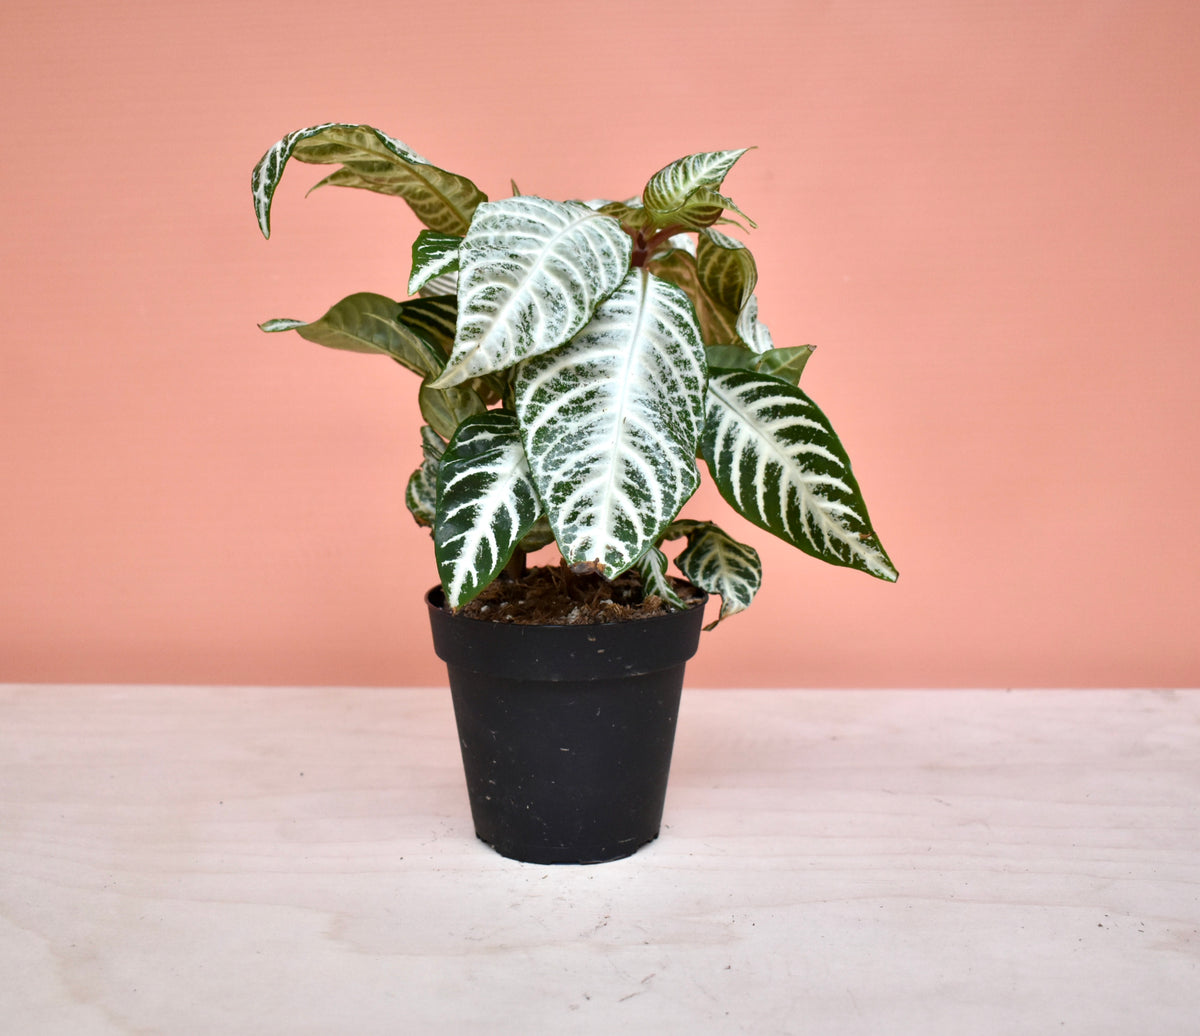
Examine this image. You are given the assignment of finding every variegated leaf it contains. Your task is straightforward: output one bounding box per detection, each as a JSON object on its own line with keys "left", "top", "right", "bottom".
{"left": 702, "top": 369, "right": 898, "bottom": 581}
{"left": 642, "top": 148, "right": 754, "bottom": 231}
{"left": 251, "top": 123, "right": 485, "bottom": 238}
{"left": 409, "top": 231, "right": 461, "bottom": 296}
{"left": 434, "top": 411, "right": 541, "bottom": 607}
{"left": 663, "top": 520, "right": 761, "bottom": 628}
{"left": 514, "top": 269, "right": 706, "bottom": 576}
{"left": 735, "top": 293, "right": 775, "bottom": 354}
{"left": 697, "top": 229, "right": 757, "bottom": 314}
{"left": 432, "top": 197, "right": 633, "bottom": 388}
{"left": 259, "top": 292, "right": 442, "bottom": 377}
{"left": 405, "top": 426, "right": 446, "bottom": 528}
{"left": 633, "top": 547, "right": 686, "bottom": 610}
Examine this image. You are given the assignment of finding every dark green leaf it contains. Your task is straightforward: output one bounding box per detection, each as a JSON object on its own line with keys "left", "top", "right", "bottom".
{"left": 418, "top": 379, "right": 486, "bottom": 442}
{"left": 259, "top": 292, "right": 442, "bottom": 377}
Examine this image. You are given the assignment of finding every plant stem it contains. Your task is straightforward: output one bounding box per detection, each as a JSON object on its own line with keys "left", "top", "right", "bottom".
{"left": 503, "top": 548, "right": 527, "bottom": 580}
{"left": 629, "top": 224, "right": 686, "bottom": 268}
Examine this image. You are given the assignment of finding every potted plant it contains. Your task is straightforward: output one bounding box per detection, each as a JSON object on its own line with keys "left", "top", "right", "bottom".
{"left": 252, "top": 123, "right": 897, "bottom": 864}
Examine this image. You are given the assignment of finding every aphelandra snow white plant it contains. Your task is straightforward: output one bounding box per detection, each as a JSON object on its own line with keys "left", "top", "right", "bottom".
{"left": 252, "top": 123, "right": 897, "bottom": 627}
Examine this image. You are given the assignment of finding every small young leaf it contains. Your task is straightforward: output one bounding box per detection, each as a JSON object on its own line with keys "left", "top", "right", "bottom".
{"left": 702, "top": 369, "right": 897, "bottom": 581}
{"left": 663, "top": 520, "right": 762, "bottom": 628}
{"left": 251, "top": 123, "right": 486, "bottom": 238}
{"left": 434, "top": 411, "right": 541, "bottom": 607}
{"left": 633, "top": 547, "right": 686, "bottom": 610}
{"left": 432, "top": 197, "right": 633, "bottom": 388}
{"left": 409, "top": 231, "right": 462, "bottom": 296}
{"left": 259, "top": 292, "right": 443, "bottom": 377}
{"left": 642, "top": 148, "right": 754, "bottom": 231}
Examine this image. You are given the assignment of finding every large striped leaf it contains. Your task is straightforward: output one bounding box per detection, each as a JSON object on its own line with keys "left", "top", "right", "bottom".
{"left": 662, "top": 520, "right": 762, "bottom": 628}
{"left": 702, "top": 369, "right": 898, "bottom": 581}
{"left": 432, "top": 197, "right": 632, "bottom": 388}
{"left": 434, "top": 411, "right": 541, "bottom": 607}
{"left": 514, "top": 269, "right": 707, "bottom": 576}
{"left": 251, "top": 123, "right": 486, "bottom": 238}
{"left": 642, "top": 148, "right": 754, "bottom": 231}
{"left": 259, "top": 292, "right": 442, "bottom": 377}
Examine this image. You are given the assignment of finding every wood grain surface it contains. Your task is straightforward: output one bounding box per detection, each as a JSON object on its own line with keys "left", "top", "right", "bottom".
{"left": 2, "top": 687, "right": 1197, "bottom": 1033}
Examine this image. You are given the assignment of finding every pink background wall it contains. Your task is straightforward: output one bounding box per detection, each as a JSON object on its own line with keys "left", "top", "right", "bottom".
{"left": 2, "top": 1, "right": 1197, "bottom": 688}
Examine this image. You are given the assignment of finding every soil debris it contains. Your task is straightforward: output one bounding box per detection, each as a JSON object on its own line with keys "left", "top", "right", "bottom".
{"left": 449, "top": 562, "right": 703, "bottom": 625}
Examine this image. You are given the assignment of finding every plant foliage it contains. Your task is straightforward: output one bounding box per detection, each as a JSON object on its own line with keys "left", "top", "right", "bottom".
{"left": 253, "top": 124, "right": 897, "bottom": 616}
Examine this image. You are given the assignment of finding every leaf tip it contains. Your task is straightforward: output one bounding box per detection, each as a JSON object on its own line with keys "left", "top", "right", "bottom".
{"left": 258, "top": 317, "right": 307, "bottom": 334}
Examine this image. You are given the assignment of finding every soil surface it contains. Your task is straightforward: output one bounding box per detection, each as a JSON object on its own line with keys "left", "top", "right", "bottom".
{"left": 450, "top": 562, "right": 703, "bottom": 625}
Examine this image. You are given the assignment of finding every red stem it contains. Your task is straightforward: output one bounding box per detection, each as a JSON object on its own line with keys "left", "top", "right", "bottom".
{"left": 629, "top": 225, "right": 686, "bottom": 267}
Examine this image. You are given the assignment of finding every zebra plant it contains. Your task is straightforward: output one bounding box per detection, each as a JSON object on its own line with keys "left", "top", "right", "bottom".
{"left": 252, "top": 123, "right": 897, "bottom": 627}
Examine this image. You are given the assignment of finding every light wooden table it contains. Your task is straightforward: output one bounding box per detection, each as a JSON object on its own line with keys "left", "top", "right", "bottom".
{"left": 1, "top": 686, "right": 1197, "bottom": 1035}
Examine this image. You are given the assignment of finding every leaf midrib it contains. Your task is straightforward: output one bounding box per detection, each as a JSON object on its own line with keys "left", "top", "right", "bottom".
{"left": 594, "top": 271, "right": 653, "bottom": 562}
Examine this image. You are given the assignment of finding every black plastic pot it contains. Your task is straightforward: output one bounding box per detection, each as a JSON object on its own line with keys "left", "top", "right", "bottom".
{"left": 426, "top": 586, "right": 707, "bottom": 864}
